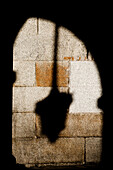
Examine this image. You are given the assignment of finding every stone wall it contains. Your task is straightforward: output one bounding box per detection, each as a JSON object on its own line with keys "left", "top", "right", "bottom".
{"left": 12, "top": 18, "right": 103, "bottom": 168}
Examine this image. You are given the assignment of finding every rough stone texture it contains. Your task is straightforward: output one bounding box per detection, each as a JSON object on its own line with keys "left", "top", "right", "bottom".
{"left": 61, "top": 113, "right": 103, "bottom": 137}
{"left": 13, "top": 18, "right": 38, "bottom": 61}
{"left": 57, "top": 26, "right": 87, "bottom": 61}
{"left": 12, "top": 113, "right": 35, "bottom": 138}
{"left": 69, "top": 61, "right": 101, "bottom": 88}
{"left": 69, "top": 61, "right": 102, "bottom": 113}
{"left": 13, "top": 87, "right": 69, "bottom": 113}
{"left": 12, "top": 138, "right": 84, "bottom": 164}
{"left": 12, "top": 87, "right": 51, "bottom": 113}
{"left": 36, "top": 113, "right": 103, "bottom": 137}
{"left": 37, "top": 18, "right": 55, "bottom": 36}
{"left": 13, "top": 61, "right": 36, "bottom": 86}
{"left": 36, "top": 19, "right": 55, "bottom": 61}
{"left": 12, "top": 17, "right": 103, "bottom": 166}
{"left": 86, "top": 137, "right": 102, "bottom": 163}
{"left": 36, "top": 61, "right": 69, "bottom": 87}
{"left": 13, "top": 18, "right": 87, "bottom": 62}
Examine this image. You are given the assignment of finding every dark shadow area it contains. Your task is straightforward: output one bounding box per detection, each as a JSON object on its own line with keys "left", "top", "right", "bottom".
{"left": 35, "top": 89, "right": 72, "bottom": 142}
{"left": 6, "top": 6, "right": 110, "bottom": 169}
{"left": 35, "top": 24, "right": 73, "bottom": 142}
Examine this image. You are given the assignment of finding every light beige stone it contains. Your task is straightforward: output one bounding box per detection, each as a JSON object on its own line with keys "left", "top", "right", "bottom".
{"left": 36, "top": 34, "right": 55, "bottom": 61}
{"left": 13, "top": 18, "right": 38, "bottom": 61}
{"left": 69, "top": 61, "right": 101, "bottom": 88}
{"left": 13, "top": 87, "right": 69, "bottom": 113}
{"left": 69, "top": 61, "right": 102, "bottom": 113}
{"left": 13, "top": 61, "right": 36, "bottom": 86}
{"left": 13, "top": 18, "right": 88, "bottom": 62}
{"left": 37, "top": 18, "right": 55, "bottom": 37}
{"left": 36, "top": 18, "right": 55, "bottom": 61}
{"left": 57, "top": 26, "right": 87, "bottom": 61}
{"left": 12, "top": 87, "right": 51, "bottom": 113}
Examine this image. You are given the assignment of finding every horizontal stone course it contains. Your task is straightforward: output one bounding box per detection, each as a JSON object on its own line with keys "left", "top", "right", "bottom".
{"left": 12, "top": 137, "right": 84, "bottom": 164}
{"left": 36, "top": 113, "right": 103, "bottom": 137}
{"left": 12, "top": 112, "right": 102, "bottom": 139}
{"left": 13, "top": 87, "right": 69, "bottom": 113}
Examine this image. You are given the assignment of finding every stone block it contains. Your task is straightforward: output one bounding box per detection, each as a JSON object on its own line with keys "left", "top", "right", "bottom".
{"left": 57, "top": 26, "right": 87, "bottom": 61}
{"left": 36, "top": 19, "right": 87, "bottom": 61}
{"left": 12, "top": 113, "right": 35, "bottom": 138}
{"left": 13, "top": 87, "right": 68, "bottom": 113}
{"left": 69, "top": 87, "right": 102, "bottom": 113}
{"left": 86, "top": 137, "right": 102, "bottom": 163}
{"left": 13, "top": 17, "right": 88, "bottom": 62}
{"left": 36, "top": 113, "right": 103, "bottom": 137}
{"left": 35, "top": 18, "right": 55, "bottom": 61}
{"left": 13, "top": 61, "right": 36, "bottom": 86}
{"left": 36, "top": 34, "right": 55, "bottom": 61}
{"left": 13, "top": 18, "right": 38, "bottom": 61}
{"left": 12, "top": 87, "right": 51, "bottom": 112}
{"left": 12, "top": 137, "right": 84, "bottom": 164}
{"left": 37, "top": 18, "right": 55, "bottom": 37}
{"left": 36, "top": 61, "right": 69, "bottom": 87}
{"left": 60, "top": 113, "right": 103, "bottom": 137}
{"left": 13, "top": 17, "right": 89, "bottom": 62}
{"left": 69, "top": 61, "right": 102, "bottom": 113}
{"left": 69, "top": 61, "right": 102, "bottom": 88}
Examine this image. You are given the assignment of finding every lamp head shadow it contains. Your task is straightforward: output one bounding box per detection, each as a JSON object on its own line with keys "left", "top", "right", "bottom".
{"left": 35, "top": 89, "right": 73, "bottom": 143}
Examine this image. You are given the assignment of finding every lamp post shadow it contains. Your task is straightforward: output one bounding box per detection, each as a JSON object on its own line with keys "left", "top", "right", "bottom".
{"left": 35, "top": 24, "right": 73, "bottom": 143}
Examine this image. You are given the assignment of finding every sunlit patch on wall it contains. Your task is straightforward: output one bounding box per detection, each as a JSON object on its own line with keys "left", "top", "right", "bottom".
{"left": 12, "top": 18, "right": 103, "bottom": 166}
{"left": 13, "top": 17, "right": 102, "bottom": 114}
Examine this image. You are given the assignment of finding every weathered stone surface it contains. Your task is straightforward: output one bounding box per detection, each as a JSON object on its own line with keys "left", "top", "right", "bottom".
{"left": 13, "top": 61, "right": 36, "bottom": 86}
{"left": 13, "top": 87, "right": 69, "bottom": 113}
{"left": 61, "top": 113, "right": 103, "bottom": 137}
{"left": 13, "top": 18, "right": 88, "bottom": 62}
{"left": 36, "top": 61, "right": 69, "bottom": 87}
{"left": 69, "top": 61, "right": 101, "bottom": 88}
{"left": 36, "top": 19, "right": 87, "bottom": 61}
{"left": 12, "top": 17, "right": 103, "bottom": 166}
{"left": 36, "top": 18, "right": 55, "bottom": 61}
{"left": 36, "top": 113, "right": 103, "bottom": 137}
{"left": 12, "top": 87, "right": 51, "bottom": 112}
{"left": 36, "top": 35, "right": 55, "bottom": 61}
{"left": 12, "top": 113, "right": 35, "bottom": 138}
{"left": 12, "top": 138, "right": 84, "bottom": 164}
{"left": 69, "top": 61, "right": 102, "bottom": 113}
{"left": 57, "top": 26, "right": 87, "bottom": 61}
{"left": 37, "top": 18, "right": 55, "bottom": 36}
{"left": 13, "top": 18, "right": 38, "bottom": 61}
{"left": 86, "top": 137, "right": 102, "bottom": 163}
